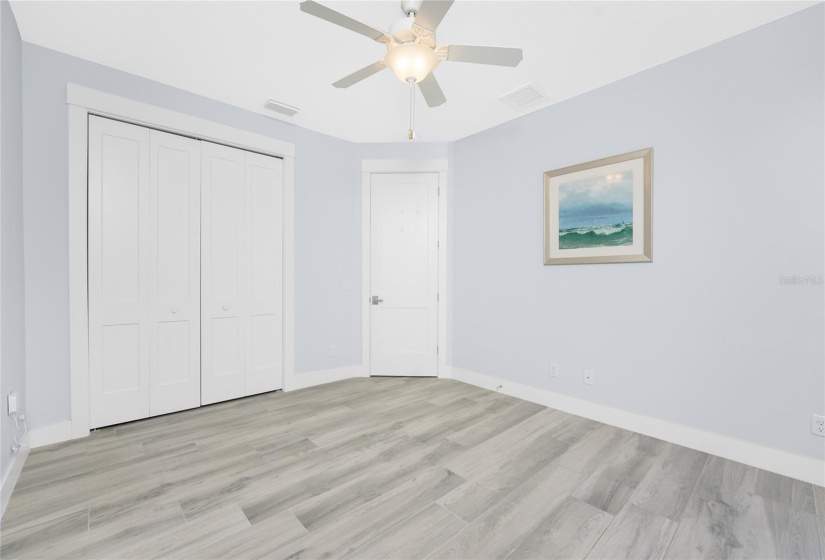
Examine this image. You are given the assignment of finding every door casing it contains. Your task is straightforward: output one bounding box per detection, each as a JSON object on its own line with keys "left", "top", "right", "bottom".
{"left": 361, "top": 159, "right": 449, "bottom": 379}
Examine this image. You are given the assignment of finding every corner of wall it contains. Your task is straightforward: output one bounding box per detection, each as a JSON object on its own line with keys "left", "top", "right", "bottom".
{"left": 1, "top": 0, "right": 27, "bottom": 487}
{"left": 286, "top": 364, "right": 364, "bottom": 392}
{"left": 0, "top": 445, "right": 29, "bottom": 520}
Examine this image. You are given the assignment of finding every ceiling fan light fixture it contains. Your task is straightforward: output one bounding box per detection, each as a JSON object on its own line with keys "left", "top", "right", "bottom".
{"left": 384, "top": 42, "right": 438, "bottom": 84}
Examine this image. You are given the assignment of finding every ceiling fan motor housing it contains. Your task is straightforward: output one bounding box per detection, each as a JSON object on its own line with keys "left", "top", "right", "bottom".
{"left": 400, "top": 0, "right": 423, "bottom": 17}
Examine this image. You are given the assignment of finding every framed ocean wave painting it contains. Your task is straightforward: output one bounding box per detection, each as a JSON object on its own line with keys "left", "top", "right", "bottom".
{"left": 544, "top": 148, "right": 652, "bottom": 265}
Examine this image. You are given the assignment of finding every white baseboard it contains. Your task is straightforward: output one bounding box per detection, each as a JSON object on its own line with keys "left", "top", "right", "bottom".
{"left": 28, "top": 420, "right": 74, "bottom": 449}
{"left": 285, "top": 365, "right": 364, "bottom": 391}
{"left": 1, "top": 444, "right": 30, "bottom": 519}
{"left": 451, "top": 368, "right": 825, "bottom": 487}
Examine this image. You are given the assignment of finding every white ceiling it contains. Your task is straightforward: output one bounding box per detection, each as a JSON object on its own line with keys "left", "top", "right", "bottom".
{"left": 11, "top": 1, "right": 815, "bottom": 143}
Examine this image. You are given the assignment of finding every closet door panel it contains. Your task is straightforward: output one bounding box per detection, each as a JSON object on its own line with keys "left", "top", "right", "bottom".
{"left": 245, "top": 153, "right": 284, "bottom": 395}
{"left": 201, "top": 142, "right": 246, "bottom": 405}
{"left": 157, "top": 321, "right": 191, "bottom": 385}
{"left": 211, "top": 157, "right": 241, "bottom": 298}
{"left": 149, "top": 130, "right": 201, "bottom": 416}
{"left": 100, "top": 324, "right": 141, "bottom": 393}
{"left": 89, "top": 116, "right": 151, "bottom": 428}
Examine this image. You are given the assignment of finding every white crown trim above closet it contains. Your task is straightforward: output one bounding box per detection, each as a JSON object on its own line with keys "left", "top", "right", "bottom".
{"left": 67, "top": 84, "right": 295, "bottom": 158}
{"left": 67, "top": 84, "right": 296, "bottom": 441}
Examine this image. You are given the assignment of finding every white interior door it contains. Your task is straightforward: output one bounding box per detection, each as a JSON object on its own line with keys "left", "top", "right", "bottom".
{"left": 149, "top": 129, "right": 201, "bottom": 416}
{"left": 244, "top": 152, "right": 284, "bottom": 396}
{"left": 89, "top": 116, "right": 151, "bottom": 428}
{"left": 370, "top": 173, "right": 439, "bottom": 376}
{"left": 201, "top": 143, "right": 284, "bottom": 404}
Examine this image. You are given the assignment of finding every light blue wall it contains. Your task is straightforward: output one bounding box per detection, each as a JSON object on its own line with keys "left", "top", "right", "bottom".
{"left": 451, "top": 4, "right": 825, "bottom": 459}
{"left": 0, "top": 0, "right": 25, "bottom": 481}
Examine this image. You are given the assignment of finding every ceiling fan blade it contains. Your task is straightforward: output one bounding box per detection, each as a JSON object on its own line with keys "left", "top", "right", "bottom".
{"left": 333, "top": 61, "right": 386, "bottom": 88}
{"left": 417, "top": 73, "right": 447, "bottom": 107}
{"left": 413, "top": 0, "right": 454, "bottom": 33}
{"left": 446, "top": 45, "right": 523, "bottom": 67}
{"left": 300, "top": 1, "right": 390, "bottom": 43}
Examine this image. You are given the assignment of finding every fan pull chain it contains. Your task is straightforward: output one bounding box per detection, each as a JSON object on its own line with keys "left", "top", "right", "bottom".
{"left": 408, "top": 80, "right": 416, "bottom": 140}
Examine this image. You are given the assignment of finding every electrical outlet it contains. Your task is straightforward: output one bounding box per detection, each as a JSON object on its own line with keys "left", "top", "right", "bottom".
{"left": 583, "top": 370, "right": 594, "bottom": 385}
{"left": 7, "top": 392, "right": 17, "bottom": 415}
{"left": 812, "top": 414, "right": 825, "bottom": 437}
{"left": 549, "top": 363, "right": 559, "bottom": 378}
{"left": 330, "top": 345, "right": 338, "bottom": 357}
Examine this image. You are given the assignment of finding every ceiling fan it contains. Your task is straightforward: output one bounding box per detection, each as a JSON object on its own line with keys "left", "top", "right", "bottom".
{"left": 299, "top": 0, "right": 524, "bottom": 111}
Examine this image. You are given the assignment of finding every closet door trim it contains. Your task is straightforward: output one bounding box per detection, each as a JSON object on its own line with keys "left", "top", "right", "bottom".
{"left": 67, "top": 85, "right": 295, "bottom": 441}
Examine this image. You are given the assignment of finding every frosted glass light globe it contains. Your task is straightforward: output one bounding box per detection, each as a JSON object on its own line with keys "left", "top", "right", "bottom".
{"left": 384, "top": 43, "right": 439, "bottom": 84}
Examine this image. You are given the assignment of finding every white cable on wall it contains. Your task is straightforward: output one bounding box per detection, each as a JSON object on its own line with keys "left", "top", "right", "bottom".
{"left": 11, "top": 411, "right": 28, "bottom": 453}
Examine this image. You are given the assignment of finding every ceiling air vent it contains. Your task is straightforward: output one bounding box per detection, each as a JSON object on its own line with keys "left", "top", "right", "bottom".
{"left": 263, "top": 99, "right": 300, "bottom": 118}
{"left": 499, "top": 82, "right": 548, "bottom": 110}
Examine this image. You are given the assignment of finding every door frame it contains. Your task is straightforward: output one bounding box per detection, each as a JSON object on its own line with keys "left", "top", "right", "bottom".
{"left": 361, "top": 159, "right": 449, "bottom": 379}
{"left": 68, "top": 84, "right": 296, "bottom": 440}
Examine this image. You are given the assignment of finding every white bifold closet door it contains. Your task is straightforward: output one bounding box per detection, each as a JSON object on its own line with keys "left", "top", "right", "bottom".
{"left": 89, "top": 116, "right": 201, "bottom": 428}
{"left": 200, "top": 142, "right": 284, "bottom": 405}
{"left": 148, "top": 129, "right": 202, "bottom": 417}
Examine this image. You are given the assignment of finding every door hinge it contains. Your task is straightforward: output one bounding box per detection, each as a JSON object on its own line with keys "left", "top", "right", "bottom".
{"left": 437, "top": 293, "right": 439, "bottom": 302}
{"left": 437, "top": 345, "right": 439, "bottom": 354}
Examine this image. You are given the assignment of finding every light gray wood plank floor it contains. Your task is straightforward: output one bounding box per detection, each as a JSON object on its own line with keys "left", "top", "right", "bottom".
{"left": 1, "top": 377, "right": 822, "bottom": 559}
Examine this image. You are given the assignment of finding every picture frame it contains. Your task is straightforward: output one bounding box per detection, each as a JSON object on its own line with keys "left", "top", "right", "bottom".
{"left": 544, "top": 148, "right": 653, "bottom": 265}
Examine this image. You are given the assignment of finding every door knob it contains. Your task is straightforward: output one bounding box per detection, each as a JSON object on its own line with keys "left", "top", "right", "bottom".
{"left": 371, "top": 296, "right": 383, "bottom": 305}
{"left": 222, "top": 305, "right": 229, "bottom": 311}
{"left": 170, "top": 308, "right": 178, "bottom": 314}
